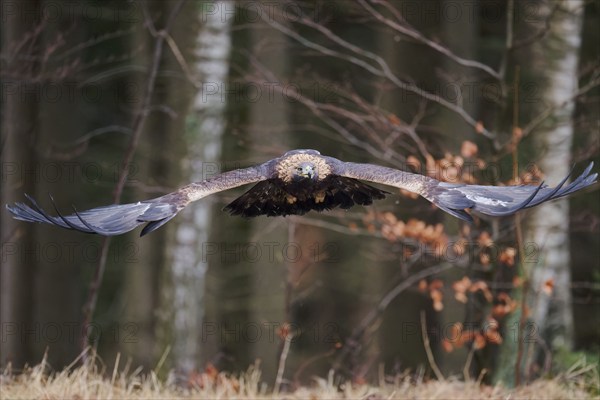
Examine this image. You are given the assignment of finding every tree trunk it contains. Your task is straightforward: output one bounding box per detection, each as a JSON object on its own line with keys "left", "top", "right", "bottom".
{"left": 161, "top": 0, "right": 234, "bottom": 374}
{"left": 121, "top": 2, "right": 195, "bottom": 369}
{"left": 0, "top": 0, "right": 40, "bottom": 368}
{"left": 524, "top": 0, "right": 583, "bottom": 368}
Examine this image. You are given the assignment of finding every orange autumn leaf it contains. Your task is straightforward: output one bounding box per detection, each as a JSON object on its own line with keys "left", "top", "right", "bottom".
{"left": 455, "top": 292, "right": 468, "bottom": 304}
{"left": 425, "top": 154, "right": 437, "bottom": 177}
{"left": 277, "top": 323, "right": 292, "bottom": 340}
{"left": 478, "top": 231, "right": 493, "bottom": 247}
{"left": 499, "top": 247, "right": 516, "bottom": 267}
{"left": 188, "top": 363, "right": 220, "bottom": 388}
{"left": 449, "top": 322, "right": 463, "bottom": 340}
{"left": 475, "top": 121, "right": 485, "bottom": 134}
{"left": 542, "top": 278, "right": 555, "bottom": 295}
{"left": 474, "top": 333, "right": 487, "bottom": 349}
{"left": 392, "top": 220, "right": 406, "bottom": 236}
{"left": 429, "top": 279, "right": 444, "bottom": 290}
{"left": 400, "top": 188, "right": 419, "bottom": 199}
{"left": 407, "top": 155, "right": 421, "bottom": 170}
{"left": 453, "top": 276, "right": 472, "bottom": 293}
{"left": 383, "top": 212, "right": 397, "bottom": 225}
{"left": 484, "top": 328, "right": 503, "bottom": 345}
{"left": 480, "top": 252, "right": 491, "bottom": 266}
{"left": 353, "top": 376, "right": 367, "bottom": 385}
{"left": 453, "top": 276, "right": 471, "bottom": 303}
{"left": 441, "top": 338, "right": 454, "bottom": 353}
{"left": 469, "top": 281, "right": 493, "bottom": 302}
{"left": 431, "top": 289, "right": 444, "bottom": 311}
{"left": 512, "top": 276, "right": 523, "bottom": 288}
{"left": 512, "top": 126, "right": 523, "bottom": 140}
{"left": 456, "top": 330, "right": 476, "bottom": 348}
{"left": 461, "top": 141, "right": 478, "bottom": 158}
{"left": 388, "top": 113, "right": 402, "bottom": 126}
{"left": 492, "top": 293, "right": 519, "bottom": 318}
{"left": 492, "top": 305, "right": 507, "bottom": 318}
{"left": 204, "top": 363, "right": 219, "bottom": 379}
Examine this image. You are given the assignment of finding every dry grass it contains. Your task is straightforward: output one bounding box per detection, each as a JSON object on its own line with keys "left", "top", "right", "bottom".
{"left": 1, "top": 353, "right": 597, "bottom": 400}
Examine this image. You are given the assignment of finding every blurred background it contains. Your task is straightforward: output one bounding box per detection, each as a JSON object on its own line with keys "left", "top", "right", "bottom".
{"left": 1, "top": 0, "right": 599, "bottom": 389}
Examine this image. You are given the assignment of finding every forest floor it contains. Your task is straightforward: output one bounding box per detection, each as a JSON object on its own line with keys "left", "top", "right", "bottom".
{"left": 1, "top": 354, "right": 598, "bottom": 400}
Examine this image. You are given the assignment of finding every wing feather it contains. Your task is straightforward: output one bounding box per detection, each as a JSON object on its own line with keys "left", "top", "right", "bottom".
{"left": 330, "top": 158, "right": 597, "bottom": 222}
{"left": 6, "top": 163, "right": 272, "bottom": 236}
{"left": 6, "top": 152, "right": 597, "bottom": 233}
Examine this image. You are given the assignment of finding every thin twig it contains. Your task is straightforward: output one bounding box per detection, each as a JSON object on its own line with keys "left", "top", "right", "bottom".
{"left": 511, "top": 66, "right": 527, "bottom": 387}
{"left": 80, "top": 0, "right": 187, "bottom": 354}
{"left": 274, "top": 333, "right": 294, "bottom": 394}
{"left": 420, "top": 311, "right": 444, "bottom": 381}
{"left": 332, "top": 263, "right": 455, "bottom": 371}
{"left": 258, "top": 5, "right": 495, "bottom": 139}
{"left": 463, "top": 344, "right": 476, "bottom": 381}
{"left": 520, "top": 76, "right": 600, "bottom": 139}
{"left": 361, "top": 0, "right": 501, "bottom": 80}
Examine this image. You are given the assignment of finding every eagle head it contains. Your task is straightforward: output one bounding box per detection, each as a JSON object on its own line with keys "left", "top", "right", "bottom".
{"left": 293, "top": 162, "right": 317, "bottom": 181}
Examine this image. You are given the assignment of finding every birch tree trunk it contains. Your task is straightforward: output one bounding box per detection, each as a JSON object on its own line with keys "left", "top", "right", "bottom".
{"left": 524, "top": 0, "right": 583, "bottom": 359}
{"left": 163, "top": 0, "right": 234, "bottom": 373}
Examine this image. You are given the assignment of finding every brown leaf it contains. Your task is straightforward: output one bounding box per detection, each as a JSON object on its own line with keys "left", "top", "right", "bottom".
{"left": 431, "top": 289, "right": 444, "bottom": 311}
{"left": 429, "top": 279, "right": 444, "bottom": 290}
{"left": 478, "top": 231, "right": 493, "bottom": 247}
{"left": 470, "top": 281, "right": 493, "bottom": 302}
{"left": 453, "top": 276, "right": 472, "bottom": 294}
{"left": 499, "top": 247, "right": 516, "bottom": 267}
{"left": 480, "top": 253, "right": 491, "bottom": 266}
{"left": 474, "top": 333, "right": 486, "bottom": 349}
{"left": 512, "top": 126, "right": 523, "bottom": 140}
{"left": 475, "top": 121, "right": 485, "bottom": 134}
{"left": 455, "top": 292, "right": 468, "bottom": 303}
{"left": 449, "top": 322, "right": 463, "bottom": 340}
{"left": 461, "top": 141, "right": 478, "bottom": 158}
{"left": 542, "top": 278, "right": 554, "bottom": 295}
{"left": 407, "top": 155, "right": 421, "bottom": 170}
{"left": 388, "top": 113, "right": 402, "bottom": 126}
{"left": 441, "top": 339, "right": 454, "bottom": 353}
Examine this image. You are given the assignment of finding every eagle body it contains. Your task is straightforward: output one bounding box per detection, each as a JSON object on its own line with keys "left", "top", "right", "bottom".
{"left": 7, "top": 149, "right": 597, "bottom": 236}
{"left": 224, "top": 150, "right": 388, "bottom": 217}
{"left": 224, "top": 175, "right": 388, "bottom": 217}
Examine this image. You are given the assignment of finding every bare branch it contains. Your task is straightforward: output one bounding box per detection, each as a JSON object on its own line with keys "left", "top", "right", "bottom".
{"left": 259, "top": 5, "right": 495, "bottom": 138}
{"left": 332, "top": 262, "right": 455, "bottom": 372}
{"left": 520, "top": 75, "right": 600, "bottom": 139}
{"left": 362, "top": 0, "right": 501, "bottom": 80}
{"left": 421, "top": 311, "right": 445, "bottom": 381}
{"left": 81, "top": 0, "right": 187, "bottom": 354}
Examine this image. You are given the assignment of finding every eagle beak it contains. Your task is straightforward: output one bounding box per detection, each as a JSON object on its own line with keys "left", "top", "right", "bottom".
{"left": 303, "top": 166, "right": 315, "bottom": 179}
{"left": 296, "top": 164, "right": 315, "bottom": 179}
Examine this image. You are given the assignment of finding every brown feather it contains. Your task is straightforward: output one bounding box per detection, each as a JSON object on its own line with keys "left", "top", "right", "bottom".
{"left": 224, "top": 176, "right": 388, "bottom": 217}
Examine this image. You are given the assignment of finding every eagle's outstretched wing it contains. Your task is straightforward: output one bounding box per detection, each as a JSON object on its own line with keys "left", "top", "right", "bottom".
{"left": 6, "top": 163, "right": 272, "bottom": 236}
{"left": 330, "top": 159, "right": 597, "bottom": 222}
{"left": 6, "top": 149, "right": 598, "bottom": 235}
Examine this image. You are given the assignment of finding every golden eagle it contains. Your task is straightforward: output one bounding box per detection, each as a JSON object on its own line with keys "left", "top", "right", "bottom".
{"left": 6, "top": 149, "right": 597, "bottom": 236}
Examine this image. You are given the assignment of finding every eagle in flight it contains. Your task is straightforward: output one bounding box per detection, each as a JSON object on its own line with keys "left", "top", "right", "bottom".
{"left": 7, "top": 149, "right": 597, "bottom": 237}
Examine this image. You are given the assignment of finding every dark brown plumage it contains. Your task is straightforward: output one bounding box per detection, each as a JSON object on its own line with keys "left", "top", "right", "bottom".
{"left": 224, "top": 176, "right": 388, "bottom": 217}
{"left": 6, "top": 149, "right": 597, "bottom": 236}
